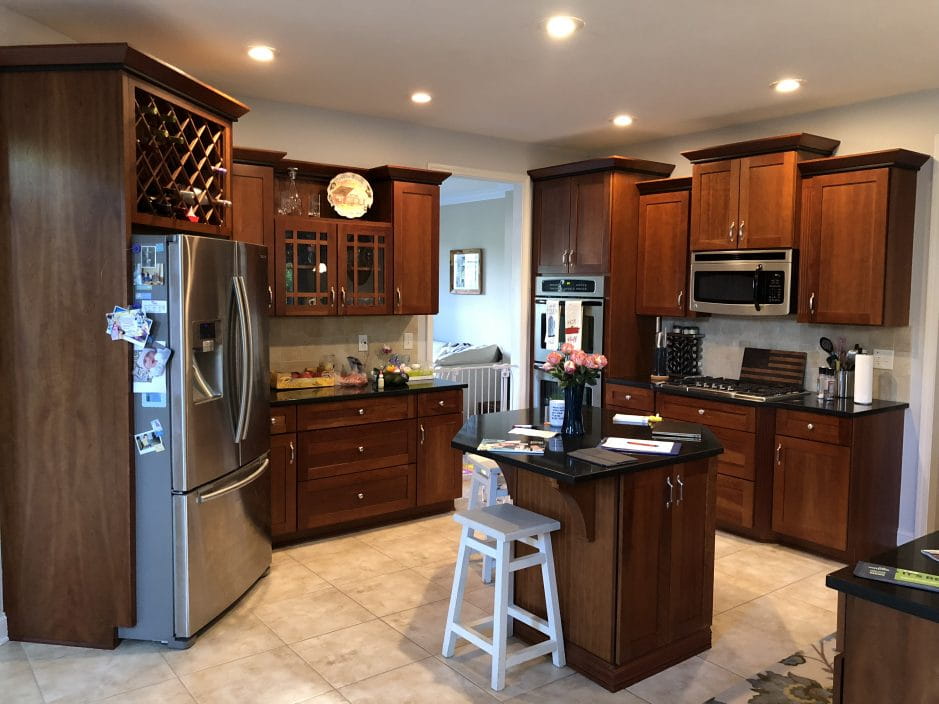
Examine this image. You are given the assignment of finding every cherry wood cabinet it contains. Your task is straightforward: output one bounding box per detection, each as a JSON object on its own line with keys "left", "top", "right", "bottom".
{"left": 603, "top": 382, "right": 655, "bottom": 415}
{"left": 797, "top": 150, "right": 928, "bottom": 326}
{"left": 532, "top": 176, "right": 572, "bottom": 273}
{"left": 689, "top": 159, "right": 739, "bottom": 250}
{"left": 269, "top": 433, "right": 298, "bottom": 537}
{"left": 232, "top": 160, "right": 279, "bottom": 312}
{"left": 417, "top": 413, "right": 464, "bottom": 505}
{"left": 635, "top": 178, "right": 692, "bottom": 316}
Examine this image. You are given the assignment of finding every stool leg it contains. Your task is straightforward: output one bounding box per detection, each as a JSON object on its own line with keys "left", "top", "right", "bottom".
{"left": 539, "top": 533, "right": 566, "bottom": 667}
{"left": 468, "top": 474, "right": 482, "bottom": 510}
{"left": 442, "top": 525, "right": 473, "bottom": 657}
{"left": 490, "top": 537, "right": 511, "bottom": 691}
{"left": 480, "top": 469, "right": 499, "bottom": 584}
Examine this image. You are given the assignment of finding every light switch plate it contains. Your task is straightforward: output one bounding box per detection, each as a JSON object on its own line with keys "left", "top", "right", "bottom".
{"left": 403, "top": 332, "right": 414, "bottom": 350}
{"left": 358, "top": 334, "right": 368, "bottom": 352}
{"left": 873, "top": 348, "right": 894, "bottom": 370}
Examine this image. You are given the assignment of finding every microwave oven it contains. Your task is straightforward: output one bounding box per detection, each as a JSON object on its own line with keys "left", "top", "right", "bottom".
{"left": 689, "top": 249, "right": 797, "bottom": 316}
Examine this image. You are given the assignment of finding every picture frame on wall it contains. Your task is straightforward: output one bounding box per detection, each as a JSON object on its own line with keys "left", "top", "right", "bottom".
{"left": 450, "top": 248, "right": 483, "bottom": 295}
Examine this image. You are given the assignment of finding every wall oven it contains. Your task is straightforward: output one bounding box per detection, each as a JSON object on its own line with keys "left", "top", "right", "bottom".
{"left": 689, "top": 249, "right": 797, "bottom": 316}
{"left": 533, "top": 363, "right": 601, "bottom": 414}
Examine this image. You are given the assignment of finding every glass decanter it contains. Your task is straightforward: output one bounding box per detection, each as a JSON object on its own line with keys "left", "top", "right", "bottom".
{"left": 279, "top": 167, "right": 303, "bottom": 215}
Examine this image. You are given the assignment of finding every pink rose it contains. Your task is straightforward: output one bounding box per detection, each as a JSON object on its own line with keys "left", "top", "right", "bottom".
{"left": 595, "top": 354, "right": 608, "bottom": 369}
{"left": 571, "top": 350, "right": 587, "bottom": 366}
{"left": 584, "top": 354, "right": 599, "bottom": 369}
{"left": 560, "top": 342, "right": 574, "bottom": 355}
{"left": 542, "top": 361, "right": 554, "bottom": 371}
{"left": 563, "top": 360, "right": 576, "bottom": 374}
{"left": 546, "top": 350, "right": 563, "bottom": 365}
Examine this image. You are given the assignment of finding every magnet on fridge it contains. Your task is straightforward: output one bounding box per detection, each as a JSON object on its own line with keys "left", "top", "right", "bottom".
{"left": 150, "top": 419, "right": 164, "bottom": 437}
{"left": 141, "top": 393, "right": 166, "bottom": 408}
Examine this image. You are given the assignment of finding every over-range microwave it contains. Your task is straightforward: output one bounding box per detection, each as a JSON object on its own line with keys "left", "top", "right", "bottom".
{"left": 689, "top": 249, "right": 797, "bottom": 316}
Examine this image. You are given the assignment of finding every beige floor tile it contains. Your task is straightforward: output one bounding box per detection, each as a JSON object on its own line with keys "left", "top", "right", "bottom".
{"left": 294, "top": 541, "right": 405, "bottom": 587}
{"left": 771, "top": 569, "right": 840, "bottom": 613}
{"left": 238, "top": 559, "right": 332, "bottom": 610}
{"left": 1, "top": 646, "right": 44, "bottom": 704}
{"left": 254, "top": 587, "right": 375, "bottom": 643}
{"left": 340, "top": 569, "right": 450, "bottom": 617}
{"left": 181, "top": 646, "right": 331, "bottom": 704}
{"left": 413, "top": 557, "right": 488, "bottom": 592}
{"left": 368, "top": 533, "right": 460, "bottom": 568}
{"left": 298, "top": 693, "right": 350, "bottom": 704}
{"left": 383, "top": 599, "right": 488, "bottom": 654}
{"left": 627, "top": 656, "right": 744, "bottom": 704}
{"left": 273, "top": 548, "right": 299, "bottom": 565}
{"left": 162, "top": 610, "right": 284, "bottom": 676}
{"left": 24, "top": 639, "right": 176, "bottom": 703}
{"left": 438, "top": 638, "right": 572, "bottom": 701}
{"left": 287, "top": 536, "right": 371, "bottom": 564}
{"left": 93, "top": 677, "right": 195, "bottom": 703}
{"left": 505, "top": 673, "right": 647, "bottom": 703}
{"left": 712, "top": 571, "right": 765, "bottom": 614}
{"left": 714, "top": 531, "right": 758, "bottom": 559}
{"left": 462, "top": 583, "right": 495, "bottom": 613}
{"left": 714, "top": 543, "right": 834, "bottom": 595}
{"left": 340, "top": 658, "right": 499, "bottom": 704}
{"left": 292, "top": 619, "right": 429, "bottom": 688}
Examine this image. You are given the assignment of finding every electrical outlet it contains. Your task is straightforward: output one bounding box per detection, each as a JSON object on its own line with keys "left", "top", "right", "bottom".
{"left": 403, "top": 332, "right": 414, "bottom": 350}
{"left": 873, "top": 348, "right": 894, "bottom": 370}
{"left": 358, "top": 334, "right": 368, "bottom": 352}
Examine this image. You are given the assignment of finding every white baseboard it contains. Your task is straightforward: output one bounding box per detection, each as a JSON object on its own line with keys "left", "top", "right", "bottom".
{"left": 0, "top": 611, "right": 7, "bottom": 645}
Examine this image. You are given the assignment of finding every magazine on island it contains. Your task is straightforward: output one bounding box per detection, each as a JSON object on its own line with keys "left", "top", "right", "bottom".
{"left": 477, "top": 438, "right": 545, "bottom": 455}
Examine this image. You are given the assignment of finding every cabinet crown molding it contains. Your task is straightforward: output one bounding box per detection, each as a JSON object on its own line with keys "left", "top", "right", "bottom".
{"left": 798, "top": 149, "right": 931, "bottom": 176}
{"left": 636, "top": 176, "right": 692, "bottom": 195}
{"left": 682, "top": 133, "right": 840, "bottom": 163}
{"left": 528, "top": 156, "right": 675, "bottom": 180}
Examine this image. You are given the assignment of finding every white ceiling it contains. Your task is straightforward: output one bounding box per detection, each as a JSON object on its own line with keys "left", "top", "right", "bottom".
{"left": 6, "top": 0, "right": 939, "bottom": 151}
{"left": 440, "top": 177, "right": 513, "bottom": 206}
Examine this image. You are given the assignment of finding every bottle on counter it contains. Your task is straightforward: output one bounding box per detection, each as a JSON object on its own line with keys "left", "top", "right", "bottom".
{"left": 378, "top": 371, "right": 385, "bottom": 389}
{"left": 816, "top": 367, "right": 827, "bottom": 400}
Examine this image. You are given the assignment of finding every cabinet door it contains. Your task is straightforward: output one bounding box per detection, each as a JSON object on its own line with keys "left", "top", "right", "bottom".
{"left": 270, "top": 433, "right": 297, "bottom": 537}
{"left": 798, "top": 169, "right": 890, "bottom": 325}
{"left": 275, "top": 216, "right": 338, "bottom": 316}
{"left": 232, "top": 164, "right": 275, "bottom": 313}
{"left": 392, "top": 181, "right": 439, "bottom": 315}
{"left": 772, "top": 435, "right": 850, "bottom": 551}
{"left": 669, "top": 461, "right": 714, "bottom": 641}
{"left": 338, "top": 222, "right": 392, "bottom": 315}
{"left": 691, "top": 159, "right": 740, "bottom": 250}
{"left": 416, "top": 413, "right": 463, "bottom": 506}
{"left": 636, "top": 190, "right": 690, "bottom": 315}
{"left": 736, "top": 152, "right": 798, "bottom": 249}
{"left": 569, "top": 171, "right": 611, "bottom": 273}
{"left": 533, "top": 177, "right": 572, "bottom": 273}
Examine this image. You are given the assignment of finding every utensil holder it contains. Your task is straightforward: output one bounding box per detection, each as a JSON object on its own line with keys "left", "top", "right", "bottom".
{"left": 836, "top": 370, "right": 854, "bottom": 398}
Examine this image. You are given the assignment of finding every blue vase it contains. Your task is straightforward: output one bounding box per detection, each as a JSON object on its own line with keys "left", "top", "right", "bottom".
{"left": 562, "top": 384, "right": 586, "bottom": 436}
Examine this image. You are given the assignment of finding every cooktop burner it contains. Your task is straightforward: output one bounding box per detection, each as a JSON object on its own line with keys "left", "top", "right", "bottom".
{"left": 663, "top": 376, "right": 810, "bottom": 402}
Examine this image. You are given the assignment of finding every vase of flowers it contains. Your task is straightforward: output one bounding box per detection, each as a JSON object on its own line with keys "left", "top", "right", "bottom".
{"left": 541, "top": 343, "right": 608, "bottom": 436}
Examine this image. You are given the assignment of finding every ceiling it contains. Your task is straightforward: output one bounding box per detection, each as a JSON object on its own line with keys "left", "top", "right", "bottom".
{"left": 6, "top": 0, "right": 939, "bottom": 151}
{"left": 440, "top": 177, "right": 514, "bottom": 206}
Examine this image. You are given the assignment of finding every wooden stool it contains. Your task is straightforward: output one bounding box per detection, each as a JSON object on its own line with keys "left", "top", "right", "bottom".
{"left": 442, "top": 503, "right": 565, "bottom": 691}
{"left": 465, "top": 454, "right": 510, "bottom": 583}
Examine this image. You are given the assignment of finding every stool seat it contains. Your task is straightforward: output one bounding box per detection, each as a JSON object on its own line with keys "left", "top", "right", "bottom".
{"left": 453, "top": 504, "right": 560, "bottom": 542}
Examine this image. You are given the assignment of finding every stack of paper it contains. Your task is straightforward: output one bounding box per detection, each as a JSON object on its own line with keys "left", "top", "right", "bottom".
{"left": 601, "top": 437, "right": 680, "bottom": 455}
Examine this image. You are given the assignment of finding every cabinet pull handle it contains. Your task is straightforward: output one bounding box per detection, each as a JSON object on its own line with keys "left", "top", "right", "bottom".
{"left": 809, "top": 292, "right": 816, "bottom": 315}
{"left": 665, "top": 476, "right": 674, "bottom": 508}
{"left": 438, "top": 400, "right": 446, "bottom": 407}
{"left": 561, "top": 249, "right": 568, "bottom": 266}
{"left": 676, "top": 475, "right": 684, "bottom": 504}
{"left": 289, "top": 441, "right": 295, "bottom": 464}
{"left": 420, "top": 423, "right": 425, "bottom": 445}
{"left": 806, "top": 423, "right": 814, "bottom": 431}
{"left": 738, "top": 220, "right": 745, "bottom": 240}
{"left": 329, "top": 286, "right": 336, "bottom": 305}
{"left": 698, "top": 408, "right": 705, "bottom": 416}
{"left": 625, "top": 393, "right": 633, "bottom": 401}
{"left": 340, "top": 286, "right": 347, "bottom": 306}
{"left": 357, "top": 492, "right": 365, "bottom": 500}
{"left": 729, "top": 220, "right": 736, "bottom": 241}
{"left": 569, "top": 250, "right": 576, "bottom": 265}
{"left": 357, "top": 408, "right": 365, "bottom": 415}
{"left": 358, "top": 446, "right": 365, "bottom": 453}
{"left": 677, "top": 290, "right": 684, "bottom": 309}
{"left": 395, "top": 287, "right": 402, "bottom": 310}
{"left": 776, "top": 443, "right": 783, "bottom": 465}
{"left": 268, "top": 285, "right": 274, "bottom": 308}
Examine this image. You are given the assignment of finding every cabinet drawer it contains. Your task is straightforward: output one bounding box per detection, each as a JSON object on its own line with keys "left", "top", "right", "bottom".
{"left": 716, "top": 475, "right": 755, "bottom": 529}
{"left": 658, "top": 394, "right": 756, "bottom": 432}
{"left": 709, "top": 426, "right": 757, "bottom": 481}
{"left": 776, "top": 409, "right": 851, "bottom": 445}
{"left": 297, "top": 395, "right": 412, "bottom": 430}
{"left": 604, "top": 384, "right": 655, "bottom": 414}
{"left": 300, "top": 420, "right": 416, "bottom": 479}
{"left": 418, "top": 390, "right": 463, "bottom": 417}
{"left": 270, "top": 405, "right": 297, "bottom": 435}
{"left": 297, "top": 464, "right": 416, "bottom": 530}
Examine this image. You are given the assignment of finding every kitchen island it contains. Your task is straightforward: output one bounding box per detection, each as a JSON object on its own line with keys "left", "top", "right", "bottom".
{"left": 452, "top": 408, "right": 723, "bottom": 691}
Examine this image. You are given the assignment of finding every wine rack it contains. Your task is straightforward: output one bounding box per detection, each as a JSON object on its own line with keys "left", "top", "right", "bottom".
{"left": 666, "top": 332, "right": 703, "bottom": 377}
{"left": 133, "top": 86, "right": 230, "bottom": 233}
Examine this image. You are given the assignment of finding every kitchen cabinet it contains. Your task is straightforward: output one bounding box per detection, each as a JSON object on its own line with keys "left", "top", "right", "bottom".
{"left": 684, "top": 134, "right": 839, "bottom": 251}
{"left": 797, "top": 150, "right": 928, "bottom": 326}
{"left": 417, "top": 413, "right": 464, "bottom": 505}
{"left": 532, "top": 172, "right": 611, "bottom": 274}
{"left": 269, "top": 434, "right": 298, "bottom": 537}
{"left": 603, "top": 382, "right": 655, "bottom": 415}
{"left": 635, "top": 178, "right": 692, "bottom": 316}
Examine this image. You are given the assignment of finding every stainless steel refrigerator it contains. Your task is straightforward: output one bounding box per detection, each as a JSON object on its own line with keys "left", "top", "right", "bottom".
{"left": 120, "top": 234, "right": 271, "bottom": 648}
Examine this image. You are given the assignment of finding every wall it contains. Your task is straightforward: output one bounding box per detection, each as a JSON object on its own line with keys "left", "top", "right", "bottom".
{"left": 435, "top": 196, "right": 514, "bottom": 357}
{"left": 616, "top": 89, "right": 939, "bottom": 540}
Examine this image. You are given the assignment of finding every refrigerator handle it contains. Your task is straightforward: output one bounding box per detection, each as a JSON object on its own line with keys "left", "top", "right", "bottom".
{"left": 197, "top": 457, "right": 270, "bottom": 503}
{"left": 237, "top": 275, "right": 254, "bottom": 442}
{"left": 232, "top": 276, "right": 250, "bottom": 442}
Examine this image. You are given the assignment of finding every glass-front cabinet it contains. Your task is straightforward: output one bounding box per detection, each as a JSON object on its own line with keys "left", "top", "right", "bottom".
{"left": 274, "top": 216, "right": 392, "bottom": 316}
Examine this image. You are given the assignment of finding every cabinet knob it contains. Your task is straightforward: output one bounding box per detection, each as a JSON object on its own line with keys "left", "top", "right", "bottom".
{"left": 358, "top": 408, "right": 365, "bottom": 415}
{"left": 624, "top": 394, "right": 633, "bottom": 401}
{"left": 270, "top": 416, "right": 277, "bottom": 425}
{"left": 438, "top": 400, "right": 446, "bottom": 407}
{"left": 358, "top": 446, "right": 365, "bottom": 453}
{"left": 357, "top": 492, "right": 365, "bottom": 500}
{"left": 698, "top": 408, "right": 705, "bottom": 416}
{"left": 807, "top": 423, "right": 814, "bottom": 431}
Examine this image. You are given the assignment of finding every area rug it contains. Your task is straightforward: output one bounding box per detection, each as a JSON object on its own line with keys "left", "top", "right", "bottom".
{"left": 704, "top": 634, "right": 836, "bottom": 704}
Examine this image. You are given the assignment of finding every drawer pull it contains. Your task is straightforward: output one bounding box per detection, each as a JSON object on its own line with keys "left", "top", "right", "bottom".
{"left": 357, "top": 446, "right": 365, "bottom": 453}
{"left": 625, "top": 394, "right": 633, "bottom": 401}
{"left": 289, "top": 441, "right": 295, "bottom": 464}
{"left": 776, "top": 443, "right": 782, "bottom": 465}
{"left": 438, "top": 400, "right": 446, "bottom": 407}
{"left": 807, "top": 423, "right": 814, "bottom": 431}
{"left": 420, "top": 423, "right": 425, "bottom": 445}
{"left": 270, "top": 416, "right": 277, "bottom": 425}
{"left": 698, "top": 408, "right": 705, "bottom": 416}
{"left": 358, "top": 408, "right": 365, "bottom": 415}
{"left": 357, "top": 492, "right": 365, "bottom": 500}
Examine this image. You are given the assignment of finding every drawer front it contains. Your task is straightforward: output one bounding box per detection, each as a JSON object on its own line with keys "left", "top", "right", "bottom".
{"left": 709, "top": 426, "right": 757, "bottom": 481}
{"left": 604, "top": 383, "right": 655, "bottom": 414}
{"left": 297, "top": 464, "right": 416, "bottom": 530}
{"left": 297, "top": 395, "right": 412, "bottom": 431}
{"left": 716, "top": 475, "right": 755, "bottom": 529}
{"left": 776, "top": 409, "right": 851, "bottom": 445}
{"left": 659, "top": 393, "right": 756, "bottom": 432}
{"left": 300, "top": 420, "right": 416, "bottom": 479}
{"left": 418, "top": 390, "right": 463, "bottom": 417}
{"left": 270, "top": 405, "right": 297, "bottom": 435}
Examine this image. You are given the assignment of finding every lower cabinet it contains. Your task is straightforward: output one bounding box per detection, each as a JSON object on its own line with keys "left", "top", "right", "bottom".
{"left": 269, "top": 433, "right": 298, "bottom": 537}
{"left": 603, "top": 382, "right": 655, "bottom": 415}
{"left": 417, "top": 413, "right": 464, "bottom": 505}
{"left": 298, "top": 464, "right": 417, "bottom": 530}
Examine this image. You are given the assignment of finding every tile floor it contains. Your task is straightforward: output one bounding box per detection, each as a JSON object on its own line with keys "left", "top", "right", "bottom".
{"left": 1, "top": 488, "right": 842, "bottom": 704}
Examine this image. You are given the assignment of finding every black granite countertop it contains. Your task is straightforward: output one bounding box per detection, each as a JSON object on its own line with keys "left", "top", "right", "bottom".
{"left": 827, "top": 532, "right": 939, "bottom": 624}
{"left": 270, "top": 378, "right": 467, "bottom": 406}
{"left": 452, "top": 407, "right": 723, "bottom": 484}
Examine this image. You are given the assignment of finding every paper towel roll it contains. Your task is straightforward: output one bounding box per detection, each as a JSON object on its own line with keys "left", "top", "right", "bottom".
{"left": 854, "top": 352, "right": 874, "bottom": 405}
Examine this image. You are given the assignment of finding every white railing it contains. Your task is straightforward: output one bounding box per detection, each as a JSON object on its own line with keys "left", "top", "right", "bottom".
{"left": 434, "top": 363, "right": 517, "bottom": 418}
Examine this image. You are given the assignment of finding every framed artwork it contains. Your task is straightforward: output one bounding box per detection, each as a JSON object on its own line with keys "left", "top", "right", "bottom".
{"left": 450, "top": 248, "right": 483, "bottom": 295}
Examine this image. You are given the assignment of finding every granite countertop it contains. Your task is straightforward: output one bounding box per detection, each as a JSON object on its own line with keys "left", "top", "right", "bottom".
{"left": 270, "top": 378, "right": 467, "bottom": 406}
{"left": 452, "top": 407, "right": 723, "bottom": 484}
{"left": 827, "top": 532, "right": 939, "bottom": 624}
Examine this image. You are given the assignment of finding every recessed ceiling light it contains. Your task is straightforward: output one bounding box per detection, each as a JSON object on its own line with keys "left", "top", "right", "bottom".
{"left": 247, "top": 45, "right": 276, "bottom": 62}
{"left": 411, "top": 91, "right": 432, "bottom": 104}
{"left": 612, "top": 114, "right": 634, "bottom": 127}
{"left": 545, "top": 15, "right": 585, "bottom": 39}
{"left": 772, "top": 77, "right": 804, "bottom": 93}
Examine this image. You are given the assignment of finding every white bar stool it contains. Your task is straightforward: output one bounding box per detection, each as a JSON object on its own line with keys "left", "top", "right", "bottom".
{"left": 465, "top": 453, "right": 510, "bottom": 584}
{"left": 442, "top": 503, "right": 565, "bottom": 692}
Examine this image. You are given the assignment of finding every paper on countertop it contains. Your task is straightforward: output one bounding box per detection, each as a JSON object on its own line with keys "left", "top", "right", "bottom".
{"left": 544, "top": 299, "right": 560, "bottom": 351}
{"left": 564, "top": 299, "right": 583, "bottom": 349}
{"left": 601, "top": 437, "right": 679, "bottom": 455}
{"left": 612, "top": 414, "right": 652, "bottom": 426}
{"left": 508, "top": 427, "right": 559, "bottom": 439}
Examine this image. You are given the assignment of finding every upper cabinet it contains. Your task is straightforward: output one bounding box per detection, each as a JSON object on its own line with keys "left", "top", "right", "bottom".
{"left": 635, "top": 178, "right": 692, "bottom": 317}
{"left": 684, "top": 134, "right": 840, "bottom": 251}
{"left": 797, "top": 150, "right": 929, "bottom": 326}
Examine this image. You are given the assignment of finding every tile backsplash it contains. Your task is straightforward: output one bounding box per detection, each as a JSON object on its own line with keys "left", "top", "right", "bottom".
{"left": 665, "top": 316, "right": 911, "bottom": 402}
{"left": 269, "top": 316, "right": 425, "bottom": 374}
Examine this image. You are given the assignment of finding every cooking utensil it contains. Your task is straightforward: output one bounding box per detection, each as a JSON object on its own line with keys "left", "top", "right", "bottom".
{"left": 845, "top": 345, "right": 859, "bottom": 371}
{"left": 820, "top": 337, "right": 834, "bottom": 356}
{"left": 826, "top": 354, "right": 839, "bottom": 370}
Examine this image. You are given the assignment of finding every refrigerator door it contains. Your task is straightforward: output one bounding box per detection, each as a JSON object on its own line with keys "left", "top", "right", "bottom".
{"left": 236, "top": 242, "right": 271, "bottom": 466}
{"left": 169, "top": 236, "right": 242, "bottom": 492}
{"left": 173, "top": 454, "right": 271, "bottom": 638}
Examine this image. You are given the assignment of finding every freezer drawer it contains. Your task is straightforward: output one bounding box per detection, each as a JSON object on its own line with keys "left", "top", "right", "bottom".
{"left": 173, "top": 455, "right": 272, "bottom": 638}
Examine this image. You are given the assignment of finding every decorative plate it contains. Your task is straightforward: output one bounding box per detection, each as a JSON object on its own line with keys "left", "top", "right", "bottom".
{"left": 326, "top": 172, "right": 373, "bottom": 218}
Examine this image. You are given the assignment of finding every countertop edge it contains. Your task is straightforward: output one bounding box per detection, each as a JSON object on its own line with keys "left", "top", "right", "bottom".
{"left": 826, "top": 572, "right": 939, "bottom": 625}
{"left": 269, "top": 380, "right": 468, "bottom": 406}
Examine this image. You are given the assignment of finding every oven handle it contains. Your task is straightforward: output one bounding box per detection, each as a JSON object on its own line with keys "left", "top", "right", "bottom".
{"left": 752, "top": 264, "right": 763, "bottom": 312}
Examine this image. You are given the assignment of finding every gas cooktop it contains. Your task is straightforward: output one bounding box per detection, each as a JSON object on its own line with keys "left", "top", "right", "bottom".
{"left": 662, "top": 376, "right": 810, "bottom": 402}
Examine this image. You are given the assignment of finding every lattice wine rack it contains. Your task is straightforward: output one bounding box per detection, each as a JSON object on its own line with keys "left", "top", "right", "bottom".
{"left": 134, "top": 87, "right": 230, "bottom": 231}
